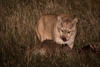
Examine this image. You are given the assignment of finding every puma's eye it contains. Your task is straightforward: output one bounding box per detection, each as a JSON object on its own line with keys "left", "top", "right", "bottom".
{"left": 68, "top": 31, "right": 71, "bottom": 34}
{"left": 61, "top": 30, "right": 64, "bottom": 32}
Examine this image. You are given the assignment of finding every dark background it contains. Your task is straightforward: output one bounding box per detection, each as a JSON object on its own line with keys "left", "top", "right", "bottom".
{"left": 0, "top": 0, "right": 100, "bottom": 67}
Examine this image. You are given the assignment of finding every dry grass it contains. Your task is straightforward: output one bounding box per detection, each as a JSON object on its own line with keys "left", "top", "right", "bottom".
{"left": 0, "top": 0, "right": 100, "bottom": 67}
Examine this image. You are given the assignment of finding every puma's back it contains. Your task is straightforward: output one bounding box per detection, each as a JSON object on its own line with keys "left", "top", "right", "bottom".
{"left": 35, "top": 14, "right": 58, "bottom": 41}
{"left": 35, "top": 14, "right": 78, "bottom": 49}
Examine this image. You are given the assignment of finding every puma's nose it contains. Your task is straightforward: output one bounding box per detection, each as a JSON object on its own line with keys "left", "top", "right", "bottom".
{"left": 61, "top": 36, "right": 67, "bottom": 42}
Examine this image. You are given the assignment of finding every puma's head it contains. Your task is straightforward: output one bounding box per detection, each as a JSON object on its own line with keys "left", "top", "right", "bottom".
{"left": 57, "top": 15, "right": 78, "bottom": 42}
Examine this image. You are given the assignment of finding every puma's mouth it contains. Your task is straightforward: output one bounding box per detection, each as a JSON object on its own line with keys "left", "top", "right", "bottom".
{"left": 60, "top": 36, "right": 67, "bottom": 42}
{"left": 62, "top": 38, "right": 67, "bottom": 42}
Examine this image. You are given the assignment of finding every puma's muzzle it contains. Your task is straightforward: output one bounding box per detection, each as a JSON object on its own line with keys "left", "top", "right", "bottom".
{"left": 60, "top": 36, "right": 67, "bottom": 42}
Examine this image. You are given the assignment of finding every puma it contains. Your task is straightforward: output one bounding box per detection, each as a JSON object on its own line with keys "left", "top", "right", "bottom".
{"left": 35, "top": 14, "right": 78, "bottom": 49}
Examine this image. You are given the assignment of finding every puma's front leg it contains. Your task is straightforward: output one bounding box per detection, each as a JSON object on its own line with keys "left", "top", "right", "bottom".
{"left": 69, "top": 43, "right": 74, "bottom": 49}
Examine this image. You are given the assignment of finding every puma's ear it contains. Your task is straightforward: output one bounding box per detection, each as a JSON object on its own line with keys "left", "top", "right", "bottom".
{"left": 73, "top": 18, "right": 78, "bottom": 23}
{"left": 57, "top": 16, "right": 63, "bottom": 22}
{"left": 72, "top": 18, "right": 78, "bottom": 25}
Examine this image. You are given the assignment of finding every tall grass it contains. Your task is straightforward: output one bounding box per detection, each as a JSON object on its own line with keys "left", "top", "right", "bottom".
{"left": 0, "top": 0, "right": 100, "bottom": 67}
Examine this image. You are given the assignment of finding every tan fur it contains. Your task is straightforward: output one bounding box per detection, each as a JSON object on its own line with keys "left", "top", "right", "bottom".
{"left": 35, "top": 14, "right": 78, "bottom": 49}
